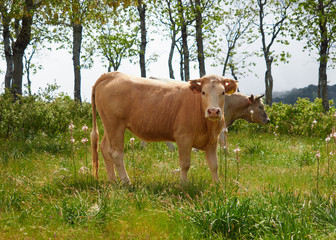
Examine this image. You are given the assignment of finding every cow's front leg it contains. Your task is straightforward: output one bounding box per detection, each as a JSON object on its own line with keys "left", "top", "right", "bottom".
{"left": 205, "top": 142, "right": 220, "bottom": 182}
{"left": 176, "top": 140, "right": 192, "bottom": 182}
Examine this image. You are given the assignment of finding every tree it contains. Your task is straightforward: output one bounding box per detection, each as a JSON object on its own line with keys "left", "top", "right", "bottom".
{"left": 51, "top": 0, "right": 136, "bottom": 102}
{"left": 23, "top": 10, "right": 52, "bottom": 95}
{"left": 153, "top": 0, "right": 180, "bottom": 79}
{"left": 256, "top": 0, "right": 291, "bottom": 105}
{"left": 177, "top": 0, "right": 190, "bottom": 81}
{"left": 0, "top": 0, "right": 43, "bottom": 98}
{"left": 207, "top": 1, "right": 256, "bottom": 80}
{"left": 137, "top": 0, "right": 147, "bottom": 78}
{"left": 292, "top": 0, "right": 336, "bottom": 112}
{"left": 88, "top": 5, "right": 139, "bottom": 72}
{"left": 190, "top": 0, "right": 206, "bottom": 77}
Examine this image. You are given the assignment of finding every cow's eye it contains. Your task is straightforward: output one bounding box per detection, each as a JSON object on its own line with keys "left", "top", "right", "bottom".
{"left": 222, "top": 92, "right": 225, "bottom": 95}
{"left": 202, "top": 91, "right": 205, "bottom": 95}
{"left": 259, "top": 106, "right": 263, "bottom": 110}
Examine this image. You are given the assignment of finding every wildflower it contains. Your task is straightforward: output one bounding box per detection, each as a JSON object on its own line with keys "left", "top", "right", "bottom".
{"left": 316, "top": 151, "right": 320, "bottom": 159}
{"left": 234, "top": 146, "right": 240, "bottom": 153}
{"left": 82, "top": 124, "right": 88, "bottom": 132}
{"left": 274, "top": 132, "right": 277, "bottom": 136}
{"left": 81, "top": 138, "right": 88, "bottom": 144}
{"left": 312, "top": 119, "right": 317, "bottom": 125}
{"left": 326, "top": 136, "right": 331, "bottom": 142}
{"left": 130, "top": 137, "right": 135, "bottom": 149}
{"left": 275, "top": 125, "right": 279, "bottom": 129}
{"left": 78, "top": 166, "right": 89, "bottom": 174}
{"left": 69, "top": 123, "right": 75, "bottom": 130}
{"left": 334, "top": 112, "right": 336, "bottom": 117}
{"left": 70, "top": 138, "right": 75, "bottom": 143}
{"left": 223, "top": 128, "right": 228, "bottom": 133}
{"left": 330, "top": 152, "right": 334, "bottom": 156}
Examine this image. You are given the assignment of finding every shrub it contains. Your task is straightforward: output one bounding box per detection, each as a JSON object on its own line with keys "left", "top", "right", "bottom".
{"left": 231, "top": 98, "right": 336, "bottom": 138}
{"left": 0, "top": 86, "right": 91, "bottom": 139}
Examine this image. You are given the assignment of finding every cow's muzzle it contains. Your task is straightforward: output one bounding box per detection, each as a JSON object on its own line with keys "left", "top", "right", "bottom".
{"left": 206, "top": 107, "right": 222, "bottom": 119}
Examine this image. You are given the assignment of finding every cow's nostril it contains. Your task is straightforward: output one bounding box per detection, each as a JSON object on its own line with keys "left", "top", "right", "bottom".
{"left": 216, "top": 109, "right": 220, "bottom": 114}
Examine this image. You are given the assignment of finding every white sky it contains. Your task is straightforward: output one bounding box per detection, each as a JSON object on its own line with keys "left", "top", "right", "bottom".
{"left": 0, "top": 38, "right": 335, "bottom": 102}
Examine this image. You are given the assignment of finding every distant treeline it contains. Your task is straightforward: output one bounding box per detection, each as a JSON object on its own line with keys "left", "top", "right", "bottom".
{"left": 273, "top": 84, "right": 336, "bottom": 105}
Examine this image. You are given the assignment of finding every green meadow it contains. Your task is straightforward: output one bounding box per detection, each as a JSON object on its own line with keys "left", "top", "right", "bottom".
{"left": 1, "top": 91, "right": 336, "bottom": 239}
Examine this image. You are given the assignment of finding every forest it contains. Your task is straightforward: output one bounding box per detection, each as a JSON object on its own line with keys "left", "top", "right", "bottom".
{"left": 1, "top": 0, "right": 336, "bottom": 110}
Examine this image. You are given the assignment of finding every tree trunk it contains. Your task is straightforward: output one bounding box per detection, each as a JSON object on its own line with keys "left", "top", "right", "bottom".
{"left": 179, "top": 49, "right": 184, "bottom": 81}
{"left": 24, "top": 47, "right": 35, "bottom": 96}
{"left": 137, "top": 0, "right": 147, "bottom": 78}
{"left": 318, "top": 0, "right": 329, "bottom": 112}
{"left": 178, "top": 0, "right": 190, "bottom": 81}
{"left": 11, "top": 0, "right": 34, "bottom": 98}
{"left": 319, "top": 57, "right": 329, "bottom": 112}
{"left": 1, "top": 12, "right": 13, "bottom": 89}
{"left": 194, "top": 0, "right": 205, "bottom": 77}
{"left": 229, "top": 62, "right": 238, "bottom": 81}
{"left": 265, "top": 57, "right": 273, "bottom": 106}
{"left": 72, "top": 23, "right": 82, "bottom": 103}
{"left": 168, "top": 28, "right": 176, "bottom": 79}
{"left": 222, "top": 47, "right": 232, "bottom": 76}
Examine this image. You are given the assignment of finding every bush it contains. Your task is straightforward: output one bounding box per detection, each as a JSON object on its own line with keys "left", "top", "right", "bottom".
{"left": 231, "top": 98, "right": 336, "bottom": 138}
{"left": 0, "top": 86, "right": 91, "bottom": 139}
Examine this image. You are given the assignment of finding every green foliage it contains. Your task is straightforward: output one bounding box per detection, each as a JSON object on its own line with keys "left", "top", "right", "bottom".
{"left": 292, "top": 0, "right": 336, "bottom": 59}
{"left": 0, "top": 85, "right": 91, "bottom": 140}
{"left": 231, "top": 97, "right": 336, "bottom": 138}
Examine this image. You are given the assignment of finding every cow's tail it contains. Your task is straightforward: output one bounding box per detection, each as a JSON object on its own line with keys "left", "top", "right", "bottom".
{"left": 91, "top": 85, "right": 99, "bottom": 180}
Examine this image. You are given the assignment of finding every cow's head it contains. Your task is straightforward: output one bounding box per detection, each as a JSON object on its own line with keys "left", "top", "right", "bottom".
{"left": 247, "top": 94, "right": 270, "bottom": 124}
{"left": 189, "top": 75, "right": 238, "bottom": 120}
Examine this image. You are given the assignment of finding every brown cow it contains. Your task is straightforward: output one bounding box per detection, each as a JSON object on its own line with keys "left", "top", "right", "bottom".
{"left": 224, "top": 92, "right": 269, "bottom": 127}
{"left": 91, "top": 72, "right": 238, "bottom": 184}
{"left": 219, "top": 92, "right": 270, "bottom": 141}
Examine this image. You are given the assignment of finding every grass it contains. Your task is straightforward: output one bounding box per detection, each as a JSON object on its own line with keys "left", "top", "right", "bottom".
{"left": 1, "top": 130, "right": 336, "bottom": 239}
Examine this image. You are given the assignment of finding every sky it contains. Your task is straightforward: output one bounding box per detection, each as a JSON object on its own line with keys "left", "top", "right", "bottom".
{"left": 0, "top": 38, "right": 335, "bottom": 102}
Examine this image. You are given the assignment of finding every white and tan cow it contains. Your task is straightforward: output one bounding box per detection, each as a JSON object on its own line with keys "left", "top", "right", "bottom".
{"left": 142, "top": 93, "right": 269, "bottom": 151}
{"left": 91, "top": 72, "right": 238, "bottom": 184}
{"left": 142, "top": 77, "right": 269, "bottom": 150}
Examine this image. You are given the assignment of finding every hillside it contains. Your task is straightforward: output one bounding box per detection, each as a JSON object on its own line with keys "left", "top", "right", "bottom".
{"left": 273, "top": 84, "right": 336, "bottom": 104}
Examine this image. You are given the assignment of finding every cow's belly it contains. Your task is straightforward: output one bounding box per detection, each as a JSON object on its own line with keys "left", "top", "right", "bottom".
{"left": 127, "top": 122, "right": 175, "bottom": 142}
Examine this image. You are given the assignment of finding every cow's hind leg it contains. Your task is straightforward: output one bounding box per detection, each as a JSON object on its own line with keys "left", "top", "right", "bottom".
{"left": 100, "top": 135, "right": 116, "bottom": 182}
{"left": 105, "top": 126, "right": 131, "bottom": 184}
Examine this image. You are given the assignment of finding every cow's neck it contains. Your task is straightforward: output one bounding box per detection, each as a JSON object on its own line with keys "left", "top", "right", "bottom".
{"left": 225, "top": 93, "right": 251, "bottom": 127}
{"left": 195, "top": 94, "right": 224, "bottom": 150}
{"left": 206, "top": 117, "right": 224, "bottom": 145}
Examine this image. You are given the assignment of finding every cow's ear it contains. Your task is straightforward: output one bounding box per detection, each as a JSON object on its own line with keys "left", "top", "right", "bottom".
{"left": 223, "top": 79, "right": 238, "bottom": 94}
{"left": 189, "top": 80, "right": 202, "bottom": 94}
{"left": 248, "top": 94, "right": 255, "bottom": 104}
